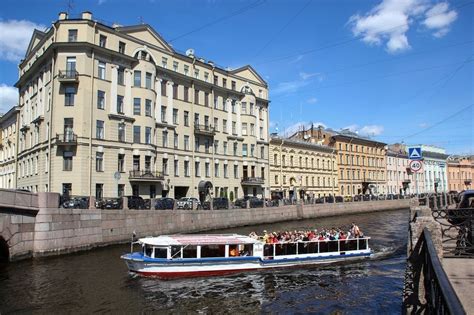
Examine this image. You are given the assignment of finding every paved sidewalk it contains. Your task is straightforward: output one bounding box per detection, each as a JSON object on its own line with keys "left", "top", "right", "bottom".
{"left": 442, "top": 258, "right": 474, "bottom": 314}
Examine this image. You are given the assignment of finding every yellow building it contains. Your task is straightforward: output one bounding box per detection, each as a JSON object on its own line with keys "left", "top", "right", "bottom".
{"left": 447, "top": 155, "right": 473, "bottom": 192}
{"left": 269, "top": 135, "right": 338, "bottom": 200}
{"left": 291, "top": 126, "right": 386, "bottom": 196}
{"left": 0, "top": 107, "right": 19, "bottom": 189}
{"left": 13, "top": 11, "right": 270, "bottom": 201}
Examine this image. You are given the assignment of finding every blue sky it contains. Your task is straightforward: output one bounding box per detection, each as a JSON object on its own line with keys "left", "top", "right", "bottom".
{"left": 0, "top": 0, "right": 472, "bottom": 154}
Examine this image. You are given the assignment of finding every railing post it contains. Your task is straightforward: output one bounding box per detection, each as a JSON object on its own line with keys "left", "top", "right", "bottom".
{"left": 432, "top": 196, "right": 438, "bottom": 210}
{"left": 122, "top": 197, "right": 129, "bottom": 210}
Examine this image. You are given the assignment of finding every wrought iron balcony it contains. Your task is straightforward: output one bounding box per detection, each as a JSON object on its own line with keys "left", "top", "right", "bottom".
{"left": 58, "top": 70, "right": 79, "bottom": 82}
{"left": 194, "top": 124, "right": 216, "bottom": 136}
{"left": 241, "top": 177, "right": 265, "bottom": 185}
{"left": 56, "top": 133, "right": 77, "bottom": 146}
{"left": 129, "top": 170, "right": 164, "bottom": 181}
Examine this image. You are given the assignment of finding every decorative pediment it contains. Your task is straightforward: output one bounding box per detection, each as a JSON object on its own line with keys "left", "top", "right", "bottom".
{"left": 117, "top": 24, "right": 174, "bottom": 53}
{"left": 230, "top": 65, "right": 267, "bottom": 86}
{"left": 25, "top": 29, "right": 46, "bottom": 58}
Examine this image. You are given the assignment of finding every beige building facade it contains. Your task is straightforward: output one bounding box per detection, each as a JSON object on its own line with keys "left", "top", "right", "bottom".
{"left": 447, "top": 155, "right": 473, "bottom": 192}
{"left": 14, "top": 11, "right": 270, "bottom": 201}
{"left": 0, "top": 107, "right": 19, "bottom": 189}
{"left": 291, "top": 126, "right": 387, "bottom": 196}
{"left": 269, "top": 136, "right": 338, "bottom": 199}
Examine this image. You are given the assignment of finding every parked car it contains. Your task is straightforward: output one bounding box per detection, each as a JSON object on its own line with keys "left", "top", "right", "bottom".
{"left": 61, "top": 196, "right": 89, "bottom": 209}
{"left": 155, "top": 197, "right": 175, "bottom": 210}
{"left": 127, "top": 196, "right": 145, "bottom": 209}
{"left": 335, "top": 196, "right": 344, "bottom": 203}
{"left": 176, "top": 197, "right": 201, "bottom": 209}
{"left": 234, "top": 196, "right": 264, "bottom": 208}
{"left": 202, "top": 197, "right": 229, "bottom": 210}
{"left": 96, "top": 198, "right": 121, "bottom": 209}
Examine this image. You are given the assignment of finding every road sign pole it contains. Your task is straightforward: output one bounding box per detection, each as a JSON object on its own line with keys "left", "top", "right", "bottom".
{"left": 415, "top": 173, "right": 419, "bottom": 197}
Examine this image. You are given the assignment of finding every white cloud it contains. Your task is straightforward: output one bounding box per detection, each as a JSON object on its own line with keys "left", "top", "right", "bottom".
{"left": 0, "top": 84, "right": 18, "bottom": 113}
{"left": 343, "top": 124, "right": 384, "bottom": 137}
{"left": 422, "top": 2, "right": 457, "bottom": 38}
{"left": 348, "top": 0, "right": 457, "bottom": 53}
{"left": 0, "top": 19, "right": 46, "bottom": 62}
{"left": 306, "top": 97, "right": 318, "bottom": 104}
{"left": 289, "top": 55, "right": 304, "bottom": 64}
{"left": 98, "top": 0, "right": 107, "bottom": 4}
{"left": 419, "top": 122, "right": 428, "bottom": 128}
{"left": 299, "top": 71, "right": 322, "bottom": 80}
{"left": 272, "top": 80, "right": 310, "bottom": 95}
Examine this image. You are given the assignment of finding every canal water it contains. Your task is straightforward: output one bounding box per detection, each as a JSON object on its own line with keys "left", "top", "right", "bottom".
{"left": 0, "top": 209, "right": 408, "bottom": 314}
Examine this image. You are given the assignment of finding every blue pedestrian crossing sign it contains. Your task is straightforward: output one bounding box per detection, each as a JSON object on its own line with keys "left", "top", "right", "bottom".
{"left": 408, "top": 147, "right": 422, "bottom": 160}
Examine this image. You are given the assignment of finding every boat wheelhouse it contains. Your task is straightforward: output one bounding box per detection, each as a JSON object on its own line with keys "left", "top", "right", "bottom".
{"left": 121, "top": 234, "right": 372, "bottom": 279}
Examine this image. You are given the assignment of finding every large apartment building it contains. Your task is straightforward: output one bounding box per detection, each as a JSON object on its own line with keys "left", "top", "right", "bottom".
{"left": 0, "top": 106, "right": 19, "bottom": 189}
{"left": 291, "top": 125, "right": 387, "bottom": 196}
{"left": 447, "top": 155, "right": 472, "bottom": 192}
{"left": 14, "top": 11, "right": 270, "bottom": 201}
{"left": 269, "top": 135, "right": 338, "bottom": 200}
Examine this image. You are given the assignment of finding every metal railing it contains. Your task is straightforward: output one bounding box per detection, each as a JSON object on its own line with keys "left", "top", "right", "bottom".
{"left": 194, "top": 124, "right": 216, "bottom": 135}
{"left": 241, "top": 177, "right": 265, "bottom": 185}
{"left": 404, "top": 228, "right": 465, "bottom": 314}
{"left": 432, "top": 207, "right": 474, "bottom": 257}
{"left": 56, "top": 133, "right": 77, "bottom": 145}
{"left": 58, "top": 70, "right": 79, "bottom": 80}
{"left": 129, "top": 170, "right": 164, "bottom": 180}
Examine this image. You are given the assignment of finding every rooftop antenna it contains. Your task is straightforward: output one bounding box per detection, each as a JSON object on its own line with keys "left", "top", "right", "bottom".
{"left": 66, "top": 0, "right": 75, "bottom": 15}
{"left": 139, "top": 16, "right": 144, "bottom": 24}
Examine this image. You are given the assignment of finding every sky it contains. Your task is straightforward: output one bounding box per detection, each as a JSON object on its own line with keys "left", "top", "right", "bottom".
{"left": 0, "top": 0, "right": 472, "bottom": 154}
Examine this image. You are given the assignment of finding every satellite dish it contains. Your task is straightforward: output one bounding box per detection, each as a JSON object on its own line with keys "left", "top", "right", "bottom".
{"left": 185, "top": 49, "right": 195, "bottom": 57}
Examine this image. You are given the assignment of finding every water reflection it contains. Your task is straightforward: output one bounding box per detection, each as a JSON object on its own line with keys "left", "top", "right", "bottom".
{"left": 0, "top": 209, "right": 408, "bottom": 314}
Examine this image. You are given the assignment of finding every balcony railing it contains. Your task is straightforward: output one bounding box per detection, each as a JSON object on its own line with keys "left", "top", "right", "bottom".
{"left": 241, "top": 177, "right": 265, "bottom": 185}
{"left": 194, "top": 124, "right": 216, "bottom": 136}
{"left": 58, "top": 70, "right": 79, "bottom": 82}
{"left": 129, "top": 170, "right": 164, "bottom": 181}
{"left": 56, "top": 133, "right": 77, "bottom": 145}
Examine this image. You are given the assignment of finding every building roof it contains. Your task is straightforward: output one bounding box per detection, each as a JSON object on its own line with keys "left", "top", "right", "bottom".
{"left": 270, "top": 135, "right": 335, "bottom": 154}
{"left": 0, "top": 106, "right": 19, "bottom": 125}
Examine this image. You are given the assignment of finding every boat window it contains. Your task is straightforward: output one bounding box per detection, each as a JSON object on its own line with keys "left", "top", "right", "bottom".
{"left": 264, "top": 244, "right": 273, "bottom": 257}
{"left": 154, "top": 247, "right": 168, "bottom": 259}
{"left": 275, "top": 243, "right": 297, "bottom": 256}
{"left": 243, "top": 244, "right": 253, "bottom": 256}
{"left": 201, "top": 244, "right": 225, "bottom": 258}
{"left": 183, "top": 245, "right": 197, "bottom": 258}
{"left": 229, "top": 245, "right": 239, "bottom": 257}
{"left": 171, "top": 246, "right": 182, "bottom": 259}
{"left": 144, "top": 244, "right": 153, "bottom": 257}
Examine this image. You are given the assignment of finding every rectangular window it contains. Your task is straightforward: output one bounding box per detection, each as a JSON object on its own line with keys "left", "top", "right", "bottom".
{"left": 118, "top": 123, "right": 125, "bottom": 142}
{"left": 214, "top": 75, "right": 218, "bottom": 85}
{"left": 214, "top": 163, "right": 219, "bottom": 177}
{"left": 118, "top": 154, "right": 125, "bottom": 172}
{"left": 68, "top": 29, "right": 78, "bottom": 42}
{"left": 96, "top": 152, "right": 104, "bottom": 172}
{"left": 214, "top": 140, "right": 219, "bottom": 154}
{"left": 194, "top": 69, "right": 199, "bottom": 79}
{"left": 214, "top": 117, "right": 218, "bottom": 131}
{"left": 204, "top": 92, "right": 209, "bottom": 107}
{"left": 145, "top": 99, "right": 152, "bottom": 117}
{"left": 173, "top": 84, "right": 178, "bottom": 100}
{"left": 195, "top": 161, "right": 200, "bottom": 177}
{"left": 63, "top": 151, "right": 73, "bottom": 171}
{"left": 99, "top": 35, "right": 107, "bottom": 48}
{"left": 133, "top": 98, "right": 141, "bottom": 115}
{"left": 224, "top": 164, "right": 228, "bottom": 178}
{"left": 162, "top": 158, "right": 168, "bottom": 176}
{"left": 184, "top": 111, "right": 189, "bottom": 126}
{"left": 232, "top": 100, "right": 236, "bottom": 113}
{"left": 98, "top": 61, "right": 106, "bottom": 80}
{"left": 133, "top": 126, "right": 141, "bottom": 143}
{"left": 174, "top": 132, "right": 178, "bottom": 149}
{"left": 242, "top": 144, "right": 248, "bottom": 157}
{"left": 161, "top": 106, "right": 167, "bottom": 123}
{"left": 232, "top": 122, "right": 237, "bottom": 135}
{"left": 234, "top": 165, "right": 238, "bottom": 178}
{"left": 174, "top": 159, "right": 179, "bottom": 176}
{"left": 214, "top": 96, "right": 218, "bottom": 109}
{"left": 242, "top": 102, "right": 247, "bottom": 114}
{"left": 195, "top": 137, "right": 200, "bottom": 152}
{"left": 242, "top": 123, "right": 248, "bottom": 135}
{"left": 162, "top": 57, "right": 168, "bottom": 68}
{"left": 204, "top": 72, "right": 209, "bottom": 82}
{"left": 223, "top": 142, "right": 228, "bottom": 155}
{"left": 194, "top": 113, "right": 199, "bottom": 126}
{"left": 184, "top": 135, "right": 190, "bottom": 151}
{"left": 117, "top": 67, "right": 124, "bottom": 85}
{"left": 96, "top": 120, "right": 104, "bottom": 139}
{"left": 96, "top": 184, "right": 103, "bottom": 199}
{"left": 251, "top": 144, "right": 255, "bottom": 157}
{"left": 260, "top": 146, "right": 265, "bottom": 159}
{"left": 173, "top": 108, "right": 178, "bottom": 124}
{"left": 97, "top": 90, "right": 105, "bottom": 109}
{"left": 184, "top": 161, "right": 190, "bottom": 177}
{"left": 231, "top": 81, "right": 236, "bottom": 90}
{"left": 184, "top": 65, "right": 189, "bottom": 76}
{"left": 117, "top": 95, "right": 124, "bottom": 114}
{"left": 250, "top": 124, "right": 255, "bottom": 136}
{"left": 134, "top": 71, "right": 141, "bottom": 87}
{"left": 118, "top": 41, "right": 126, "bottom": 54}
{"left": 233, "top": 142, "right": 238, "bottom": 156}
{"left": 223, "top": 119, "right": 227, "bottom": 133}
{"left": 205, "top": 162, "right": 210, "bottom": 177}
{"left": 162, "top": 130, "right": 168, "bottom": 147}
{"left": 145, "top": 72, "right": 152, "bottom": 89}
{"left": 64, "top": 86, "right": 76, "bottom": 106}
{"left": 223, "top": 78, "right": 227, "bottom": 88}
{"left": 194, "top": 90, "right": 199, "bottom": 104}
{"left": 173, "top": 61, "right": 179, "bottom": 72}
{"left": 184, "top": 86, "right": 189, "bottom": 102}
{"left": 145, "top": 127, "right": 152, "bottom": 144}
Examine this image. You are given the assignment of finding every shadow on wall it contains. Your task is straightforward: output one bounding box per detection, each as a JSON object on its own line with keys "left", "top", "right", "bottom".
{"left": 0, "top": 236, "right": 9, "bottom": 263}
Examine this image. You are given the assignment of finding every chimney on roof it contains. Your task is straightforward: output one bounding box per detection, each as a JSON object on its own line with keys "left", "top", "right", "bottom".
{"left": 82, "top": 11, "right": 92, "bottom": 20}
{"left": 58, "top": 12, "right": 68, "bottom": 21}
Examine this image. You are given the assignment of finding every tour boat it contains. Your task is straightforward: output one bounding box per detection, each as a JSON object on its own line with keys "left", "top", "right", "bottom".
{"left": 121, "top": 234, "right": 373, "bottom": 279}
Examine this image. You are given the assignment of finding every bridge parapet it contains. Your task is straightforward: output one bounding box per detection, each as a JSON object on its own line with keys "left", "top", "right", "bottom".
{"left": 0, "top": 189, "right": 39, "bottom": 216}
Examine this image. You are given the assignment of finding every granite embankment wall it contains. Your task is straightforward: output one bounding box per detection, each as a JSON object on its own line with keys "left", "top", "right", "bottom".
{"left": 31, "top": 199, "right": 409, "bottom": 258}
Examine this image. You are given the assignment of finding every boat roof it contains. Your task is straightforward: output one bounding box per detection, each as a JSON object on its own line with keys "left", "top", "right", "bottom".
{"left": 138, "top": 234, "right": 260, "bottom": 246}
